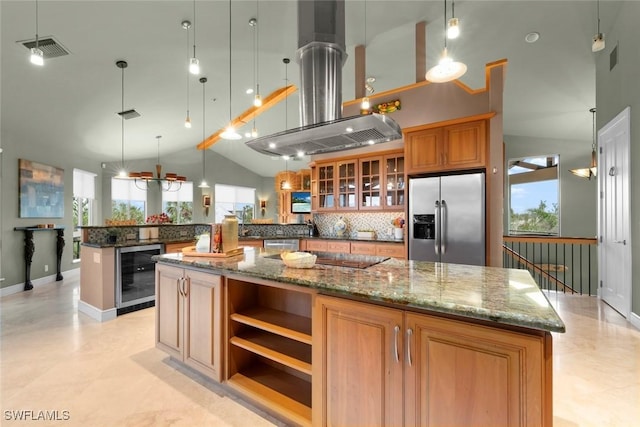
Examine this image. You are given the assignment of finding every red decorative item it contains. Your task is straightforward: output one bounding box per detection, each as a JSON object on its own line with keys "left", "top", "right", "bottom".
{"left": 146, "top": 213, "right": 172, "bottom": 224}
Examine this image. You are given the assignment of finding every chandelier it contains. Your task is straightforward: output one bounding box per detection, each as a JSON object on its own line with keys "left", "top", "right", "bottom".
{"left": 128, "top": 135, "right": 186, "bottom": 191}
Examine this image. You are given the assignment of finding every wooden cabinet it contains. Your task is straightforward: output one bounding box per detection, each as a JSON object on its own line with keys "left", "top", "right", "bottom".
{"left": 359, "top": 157, "right": 382, "bottom": 209}
{"left": 313, "top": 160, "right": 358, "bottom": 211}
{"left": 314, "top": 296, "right": 551, "bottom": 427}
{"left": 349, "top": 241, "right": 377, "bottom": 255}
{"left": 303, "top": 239, "right": 405, "bottom": 259}
{"left": 239, "top": 239, "right": 263, "bottom": 248}
{"left": 155, "top": 264, "right": 223, "bottom": 381}
{"left": 405, "top": 120, "right": 486, "bottom": 174}
{"left": 375, "top": 242, "right": 406, "bottom": 259}
{"left": 226, "top": 277, "right": 316, "bottom": 427}
{"left": 313, "top": 296, "right": 404, "bottom": 426}
{"left": 164, "top": 241, "right": 195, "bottom": 254}
{"left": 304, "top": 239, "right": 350, "bottom": 254}
{"left": 384, "top": 154, "right": 405, "bottom": 209}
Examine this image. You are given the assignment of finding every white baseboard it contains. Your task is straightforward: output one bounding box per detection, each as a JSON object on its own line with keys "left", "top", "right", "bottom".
{"left": 0, "top": 267, "right": 80, "bottom": 298}
{"left": 629, "top": 311, "right": 640, "bottom": 331}
{"left": 78, "top": 300, "right": 117, "bottom": 322}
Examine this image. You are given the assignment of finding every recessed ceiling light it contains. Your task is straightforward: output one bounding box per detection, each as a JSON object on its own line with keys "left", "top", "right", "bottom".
{"left": 345, "top": 127, "right": 353, "bottom": 133}
{"left": 246, "top": 88, "right": 254, "bottom": 94}
{"left": 525, "top": 32, "right": 540, "bottom": 43}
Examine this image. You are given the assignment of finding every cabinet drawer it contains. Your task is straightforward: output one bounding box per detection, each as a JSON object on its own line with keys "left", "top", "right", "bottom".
{"left": 327, "top": 241, "right": 350, "bottom": 253}
{"left": 165, "top": 241, "right": 194, "bottom": 253}
{"left": 376, "top": 243, "right": 405, "bottom": 259}
{"left": 240, "top": 239, "right": 263, "bottom": 248}
{"left": 350, "top": 242, "right": 377, "bottom": 256}
{"left": 305, "top": 240, "right": 328, "bottom": 252}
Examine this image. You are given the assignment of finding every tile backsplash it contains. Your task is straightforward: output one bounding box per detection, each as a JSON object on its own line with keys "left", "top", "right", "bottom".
{"left": 313, "top": 212, "right": 405, "bottom": 240}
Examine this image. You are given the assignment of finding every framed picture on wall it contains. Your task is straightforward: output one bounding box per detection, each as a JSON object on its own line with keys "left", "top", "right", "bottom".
{"left": 19, "top": 159, "right": 65, "bottom": 218}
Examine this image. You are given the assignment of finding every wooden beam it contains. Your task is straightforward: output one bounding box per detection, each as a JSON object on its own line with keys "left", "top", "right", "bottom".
{"left": 415, "top": 21, "right": 426, "bottom": 82}
{"left": 355, "top": 44, "right": 366, "bottom": 99}
{"left": 197, "top": 84, "right": 298, "bottom": 150}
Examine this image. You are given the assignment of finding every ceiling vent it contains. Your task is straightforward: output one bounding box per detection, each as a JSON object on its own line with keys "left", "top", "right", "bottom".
{"left": 19, "top": 36, "right": 70, "bottom": 58}
{"left": 117, "top": 109, "right": 141, "bottom": 120}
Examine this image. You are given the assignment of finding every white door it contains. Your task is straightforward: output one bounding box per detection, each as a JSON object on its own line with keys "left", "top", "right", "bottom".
{"left": 598, "top": 107, "right": 631, "bottom": 317}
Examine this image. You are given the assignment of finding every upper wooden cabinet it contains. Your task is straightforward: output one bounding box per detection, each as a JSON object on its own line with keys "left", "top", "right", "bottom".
{"left": 311, "top": 150, "right": 404, "bottom": 212}
{"left": 405, "top": 120, "right": 487, "bottom": 175}
{"left": 312, "top": 160, "right": 358, "bottom": 211}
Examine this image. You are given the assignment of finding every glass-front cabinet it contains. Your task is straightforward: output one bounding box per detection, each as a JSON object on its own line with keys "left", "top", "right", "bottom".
{"left": 384, "top": 154, "right": 405, "bottom": 209}
{"left": 337, "top": 160, "right": 358, "bottom": 210}
{"left": 311, "top": 151, "right": 403, "bottom": 212}
{"left": 360, "top": 158, "right": 381, "bottom": 209}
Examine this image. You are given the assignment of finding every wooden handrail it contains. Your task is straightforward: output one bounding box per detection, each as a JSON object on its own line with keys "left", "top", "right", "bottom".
{"left": 503, "top": 236, "right": 597, "bottom": 245}
{"left": 502, "top": 245, "right": 573, "bottom": 293}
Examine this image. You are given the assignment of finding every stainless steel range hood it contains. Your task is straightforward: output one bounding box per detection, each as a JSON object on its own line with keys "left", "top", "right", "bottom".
{"left": 246, "top": 0, "right": 402, "bottom": 157}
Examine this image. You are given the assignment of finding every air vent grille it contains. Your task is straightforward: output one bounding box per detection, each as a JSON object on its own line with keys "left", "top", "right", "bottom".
{"left": 117, "top": 109, "right": 141, "bottom": 120}
{"left": 20, "top": 37, "right": 69, "bottom": 58}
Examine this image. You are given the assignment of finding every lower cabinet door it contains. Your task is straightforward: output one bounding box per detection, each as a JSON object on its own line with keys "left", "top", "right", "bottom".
{"left": 314, "top": 296, "right": 404, "bottom": 427}
{"left": 404, "top": 313, "right": 550, "bottom": 427}
{"left": 184, "top": 270, "right": 222, "bottom": 382}
{"left": 155, "top": 264, "right": 183, "bottom": 359}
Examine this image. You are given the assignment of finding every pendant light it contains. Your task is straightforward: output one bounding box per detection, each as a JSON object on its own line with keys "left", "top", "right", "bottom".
{"left": 116, "top": 60, "right": 128, "bottom": 178}
{"left": 128, "top": 136, "right": 186, "bottom": 191}
{"left": 570, "top": 108, "right": 598, "bottom": 180}
{"left": 182, "top": 20, "right": 193, "bottom": 128}
{"left": 30, "top": 0, "right": 43, "bottom": 66}
{"left": 250, "top": 9, "right": 262, "bottom": 108}
{"left": 198, "top": 77, "right": 210, "bottom": 189}
{"left": 221, "top": 0, "right": 241, "bottom": 140}
{"left": 446, "top": 0, "right": 460, "bottom": 39}
{"left": 426, "top": 0, "right": 467, "bottom": 83}
{"left": 360, "top": 0, "right": 370, "bottom": 110}
{"left": 189, "top": 0, "right": 200, "bottom": 74}
{"left": 592, "top": 0, "right": 605, "bottom": 52}
{"left": 280, "top": 58, "right": 292, "bottom": 190}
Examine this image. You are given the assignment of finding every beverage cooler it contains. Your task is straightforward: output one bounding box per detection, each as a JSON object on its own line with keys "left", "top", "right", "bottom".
{"left": 116, "top": 244, "right": 163, "bottom": 314}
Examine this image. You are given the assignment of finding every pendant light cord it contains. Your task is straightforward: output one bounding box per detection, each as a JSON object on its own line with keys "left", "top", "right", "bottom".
{"left": 192, "top": 0, "right": 197, "bottom": 58}
{"left": 256, "top": 0, "right": 260, "bottom": 98}
{"left": 596, "top": 0, "right": 601, "bottom": 34}
{"left": 186, "top": 27, "right": 190, "bottom": 116}
{"left": 121, "top": 65, "right": 125, "bottom": 170}
{"left": 202, "top": 78, "right": 207, "bottom": 179}
{"left": 591, "top": 108, "right": 597, "bottom": 151}
{"left": 35, "top": 0, "right": 39, "bottom": 48}
{"left": 443, "top": 0, "right": 448, "bottom": 50}
{"left": 228, "top": 0, "right": 232, "bottom": 124}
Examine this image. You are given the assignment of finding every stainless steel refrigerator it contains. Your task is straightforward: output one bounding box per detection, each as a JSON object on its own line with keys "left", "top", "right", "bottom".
{"left": 408, "top": 173, "right": 485, "bottom": 265}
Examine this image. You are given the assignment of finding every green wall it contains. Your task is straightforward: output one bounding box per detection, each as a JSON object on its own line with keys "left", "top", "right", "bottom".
{"left": 504, "top": 134, "right": 598, "bottom": 238}
{"left": 595, "top": 1, "right": 640, "bottom": 318}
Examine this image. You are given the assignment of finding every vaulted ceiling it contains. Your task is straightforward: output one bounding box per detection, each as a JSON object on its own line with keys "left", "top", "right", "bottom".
{"left": 1, "top": 1, "right": 616, "bottom": 177}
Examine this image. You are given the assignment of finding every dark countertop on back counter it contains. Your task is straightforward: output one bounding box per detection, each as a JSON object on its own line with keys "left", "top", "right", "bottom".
{"left": 82, "top": 238, "right": 195, "bottom": 249}
{"left": 154, "top": 248, "right": 565, "bottom": 333}
{"left": 239, "top": 235, "right": 404, "bottom": 244}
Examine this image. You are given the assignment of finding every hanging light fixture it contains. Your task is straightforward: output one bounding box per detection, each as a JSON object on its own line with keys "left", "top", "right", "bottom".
{"left": 250, "top": 12, "right": 262, "bottom": 108}
{"left": 570, "top": 108, "right": 598, "bottom": 180}
{"left": 128, "top": 136, "right": 186, "bottom": 191}
{"left": 221, "top": 0, "right": 241, "bottom": 140}
{"left": 116, "top": 60, "right": 128, "bottom": 178}
{"left": 30, "top": 0, "right": 44, "bottom": 66}
{"left": 592, "top": 0, "right": 605, "bottom": 52}
{"left": 198, "top": 77, "right": 210, "bottom": 189}
{"left": 360, "top": 0, "right": 370, "bottom": 110}
{"left": 280, "top": 58, "right": 292, "bottom": 191}
{"left": 182, "top": 20, "right": 193, "bottom": 128}
{"left": 189, "top": 0, "right": 200, "bottom": 74}
{"left": 446, "top": 0, "right": 460, "bottom": 39}
{"left": 426, "top": 0, "right": 467, "bottom": 83}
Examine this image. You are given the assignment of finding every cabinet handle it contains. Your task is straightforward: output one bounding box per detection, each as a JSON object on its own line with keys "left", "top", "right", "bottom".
{"left": 393, "top": 325, "right": 400, "bottom": 363}
{"left": 184, "top": 277, "right": 189, "bottom": 297}
{"left": 178, "top": 278, "right": 184, "bottom": 297}
{"left": 406, "top": 328, "right": 413, "bottom": 367}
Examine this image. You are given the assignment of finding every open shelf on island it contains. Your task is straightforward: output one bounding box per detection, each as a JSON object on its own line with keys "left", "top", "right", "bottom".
{"left": 230, "top": 330, "right": 311, "bottom": 375}
{"left": 230, "top": 307, "right": 312, "bottom": 344}
{"left": 227, "top": 361, "right": 311, "bottom": 427}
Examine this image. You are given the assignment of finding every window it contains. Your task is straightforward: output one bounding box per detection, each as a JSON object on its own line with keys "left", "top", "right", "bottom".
{"left": 214, "top": 184, "right": 255, "bottom": 224}
{"left": 111, "top": 178, "right": 146, "bottom": 224}
{"left": 507, "top": 155, "right": 559, "bottom": 235}
{"left": 162, "top": 182, "right": 193, "bottom": 224}
{"left": 73, "top": 169, "right": 96, "bottom": 260}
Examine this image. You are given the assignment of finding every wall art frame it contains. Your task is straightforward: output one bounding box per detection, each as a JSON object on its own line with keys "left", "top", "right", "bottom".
{"left": 19, "top": 159, "right": 65, "bottom": 218}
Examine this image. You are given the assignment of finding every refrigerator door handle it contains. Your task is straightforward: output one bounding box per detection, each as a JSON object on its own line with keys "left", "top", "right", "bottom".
{"left": 434, "top": 201, "right": 440, "bottom": 255}
{"left": 441, "top": 200, "right": 447, "bottom": 254}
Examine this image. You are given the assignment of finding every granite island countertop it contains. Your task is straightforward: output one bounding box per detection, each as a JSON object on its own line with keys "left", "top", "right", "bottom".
{"left": 154, "top": 248, "right": 565, "bottom": 333}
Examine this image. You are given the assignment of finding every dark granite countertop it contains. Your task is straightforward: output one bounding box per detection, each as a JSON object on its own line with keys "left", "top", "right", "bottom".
{"left": 239, "top": 235, "right": 404, "bottom": 244}
{"left": 82, "top": 238, "right": 195, "bottom": 249}
{"left": 154, "top": 248, "right": 565, "bottom": 333}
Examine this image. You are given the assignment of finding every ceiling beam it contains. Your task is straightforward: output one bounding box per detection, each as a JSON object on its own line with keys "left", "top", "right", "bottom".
{"left": 197, "top": 84, "right": 298, "bottom": 150}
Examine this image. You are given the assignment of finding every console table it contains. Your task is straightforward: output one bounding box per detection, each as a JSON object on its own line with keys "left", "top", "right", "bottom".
{"left": 14, "top": 227, "right": 65, "bottom": 291}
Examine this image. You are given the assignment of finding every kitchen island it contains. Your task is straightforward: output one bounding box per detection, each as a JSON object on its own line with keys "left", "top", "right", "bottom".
{"left": 154, "top": 248, "right": 564, "bottom": 427}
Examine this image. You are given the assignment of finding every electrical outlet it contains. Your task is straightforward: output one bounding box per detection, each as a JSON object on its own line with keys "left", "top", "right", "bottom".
{"left": 180, "top": 231, "right": 188, "bottom": 237}
{"left": 44, "top": 265, "right": 49, "bottom": 272}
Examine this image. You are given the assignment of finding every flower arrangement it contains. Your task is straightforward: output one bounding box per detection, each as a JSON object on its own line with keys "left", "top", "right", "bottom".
{"left": 146, "top": 213, "right": 172, "bottom": 224}
{"left": 391, "top": 217, "right": 405, "bottom": 228}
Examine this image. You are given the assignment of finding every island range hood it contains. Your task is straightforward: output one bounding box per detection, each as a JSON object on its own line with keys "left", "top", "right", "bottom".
{"left": 246, "top": 0, "right": 402, "bottom": 158}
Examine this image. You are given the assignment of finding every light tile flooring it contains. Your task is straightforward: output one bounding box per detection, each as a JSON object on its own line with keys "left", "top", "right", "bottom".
{"left": 1, "top": 275, "right": 639, "bottom": 426}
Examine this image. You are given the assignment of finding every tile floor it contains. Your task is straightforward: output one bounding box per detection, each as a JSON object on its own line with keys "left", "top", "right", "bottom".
{"left": 1, "top": 275, "right": 639, "bottom": 426}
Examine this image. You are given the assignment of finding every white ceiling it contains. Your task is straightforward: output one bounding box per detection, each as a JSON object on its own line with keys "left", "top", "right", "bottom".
{"left": 1, "top": 1, "right": 615, "bottom": 177}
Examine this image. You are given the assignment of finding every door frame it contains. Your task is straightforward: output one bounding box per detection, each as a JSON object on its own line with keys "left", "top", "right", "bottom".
{"left": 598, "top": 106, "right": 632, "bottom": 317}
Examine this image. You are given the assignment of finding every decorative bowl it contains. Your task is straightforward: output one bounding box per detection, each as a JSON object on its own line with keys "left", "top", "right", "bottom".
{"left": 280, "top": 251, "right": 317, "bottom": 269}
